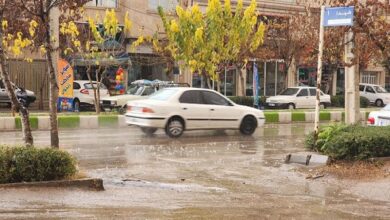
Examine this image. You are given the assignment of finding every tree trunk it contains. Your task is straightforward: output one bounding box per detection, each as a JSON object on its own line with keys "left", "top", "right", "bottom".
{"left": 86, "top": 67, "right": 100, "bottom": 114}
{"left": 45, "top": 13, "right": 59, "bottom": 148}
{"left": 0, "top": 20, "right": 33, "bottom": 147}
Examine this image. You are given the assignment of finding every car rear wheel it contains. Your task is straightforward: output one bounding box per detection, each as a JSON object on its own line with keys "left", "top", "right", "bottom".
{"left": 288, "top": 103, "right": 295, "bottom": 110}
{"left": 375, "top": 99, "right": 384, "bottom": 107}
{"left": 165, "top": 118, "right": 184, "bottom": 138}
{"left": 239, "top": 116, "right": 257, "bottom": 135}
{"left": 141, "top": 127, "right": 157, "bottom": 136}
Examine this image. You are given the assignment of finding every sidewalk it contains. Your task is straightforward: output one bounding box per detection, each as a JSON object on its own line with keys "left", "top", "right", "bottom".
{"left": 0, "top": 109, "right": 374, "bottom": 131}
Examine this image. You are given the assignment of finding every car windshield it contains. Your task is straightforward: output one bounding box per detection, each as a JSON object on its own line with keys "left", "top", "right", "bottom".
{"left": 374, "top": 86, "right": 387, "bottom": 93}
{"left": 279, "top": 88, "right": 299, "bottom": 95}
{"left": 149, "top": 88, "right": 178, "bottom": 101}
{"left": 127, "top": 85, "right": 144, "bottom": 95}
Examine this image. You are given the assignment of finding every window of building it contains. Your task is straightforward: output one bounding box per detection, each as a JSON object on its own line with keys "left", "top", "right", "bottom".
{"left": 149, "top": 0, "right": 178, "bottom": 11}
{"left": 86, "top": 0, "right": 118, "bottom": 8}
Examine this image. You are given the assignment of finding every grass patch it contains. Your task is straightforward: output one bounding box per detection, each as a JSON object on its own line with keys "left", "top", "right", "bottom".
{"left": 58, "top": 116, "right": 80, "bottom": 128}
{"left": 319, "top": 112, "right": 331, "bottom": 121}
{"left": 291, "top": 112, "right": 305, "bottom": 122}
{"left": 98, "top": 115, "right": 118, "bottom": 127}
{"left": 15, "top": 116, "right": 38, "bottom": 130}
{"left": 264, "top": 112, "right": 279, "bottom": 123}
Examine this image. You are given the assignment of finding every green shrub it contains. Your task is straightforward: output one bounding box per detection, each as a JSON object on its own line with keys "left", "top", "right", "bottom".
{"left": 330, "top": 95, "right": 369, "bottom": 108}
{"left": 305, "top": 124, "right": 390, "bottom": 160}
{"left": 0, "top": 146, "right": 77, "bottom": 184}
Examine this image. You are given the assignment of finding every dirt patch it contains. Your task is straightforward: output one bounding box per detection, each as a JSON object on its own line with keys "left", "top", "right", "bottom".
{"left": 304, "top": 161, "right": 390, "bottom": 180}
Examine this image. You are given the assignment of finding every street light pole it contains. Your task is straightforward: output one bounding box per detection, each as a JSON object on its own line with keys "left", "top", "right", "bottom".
{"left": 314, "top": 6, "right": 325, "bottom": 138}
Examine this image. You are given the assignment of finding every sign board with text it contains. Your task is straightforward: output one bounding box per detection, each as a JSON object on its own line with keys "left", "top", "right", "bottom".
{"left": 323, "top": 6, "right": 354, "bottom": 27}
{"left": 57, "top": 59, "right": 74, "bottom": 112}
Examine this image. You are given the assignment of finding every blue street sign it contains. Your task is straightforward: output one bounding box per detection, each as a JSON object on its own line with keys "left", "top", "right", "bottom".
{"left": 324, "top": 6, "right": 354, "bottom": 27}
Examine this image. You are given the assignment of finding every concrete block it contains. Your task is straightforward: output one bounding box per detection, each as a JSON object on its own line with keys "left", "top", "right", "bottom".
{"left": 38, "top": 116, "right": 50, "bottom": 130}
{"left": 305, "top": 112, "right": 315, "bottom": 122}
{"left": 309, "top": 154, "right": 329, "bottom": 165}
{"left": 0, "top": 117, "right": 15, "bottom": 130}
{"left": 285, "top": 154, "right": 311, "bottom": 165}
{"left": 79, "top": 116, "right": 98, "bottom": 129}
{"left": 330, "top": 112, "right": 342, "bottom": 122}
{"left": 118, "top": 115, "right": 127, "bottom": 127}
{"left": 278, "top": 112, "right": 292, "bottom": 123}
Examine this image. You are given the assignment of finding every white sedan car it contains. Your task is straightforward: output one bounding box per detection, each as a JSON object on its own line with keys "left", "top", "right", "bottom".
{"left": 367, "top": 104, "right": 390, "bottom": 126}
{"left": 125, "top": 88, "right": 265, "bottom": 138}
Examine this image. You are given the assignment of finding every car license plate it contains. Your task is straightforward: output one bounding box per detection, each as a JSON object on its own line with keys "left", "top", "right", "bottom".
{"left": 268, "top": 103, "right": 275, "bottom": 106}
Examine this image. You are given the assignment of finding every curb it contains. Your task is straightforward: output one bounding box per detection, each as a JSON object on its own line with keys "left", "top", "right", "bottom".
{"left": 0, "top": 178, "right": 104, "bottom": 191}
{"left": 0, "top": 111, "right": 371, "bottom": 131}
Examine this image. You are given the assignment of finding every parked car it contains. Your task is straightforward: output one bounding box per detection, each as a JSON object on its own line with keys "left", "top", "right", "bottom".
{"left": 125, "top": 87, "right": 265, "bottom": 138}
{"left": 359, "top": 83, "right": 390, "bottom": 107}
{"left": 73, "top": 80, "right": 110, "bottom": 111}
{"left": 265, "top": 87, "right": 331, "bottom": 109}
{"left": 367, "top": 104, "right": 390, "bottom": 126}
{"left": 101, "top": 80, "right": 190, "bottom": 114}
{"left": 0, "top": 80, "right": 36, "bottom": 107}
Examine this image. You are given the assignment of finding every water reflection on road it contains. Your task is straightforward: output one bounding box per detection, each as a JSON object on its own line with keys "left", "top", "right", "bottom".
{"left": 0, "top": 124, "right": 389, "bottom": 219}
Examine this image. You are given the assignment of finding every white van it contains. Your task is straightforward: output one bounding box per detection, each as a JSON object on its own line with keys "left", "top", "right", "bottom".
{"left": 359, "top": 83, "right": 390, "bottom": 107}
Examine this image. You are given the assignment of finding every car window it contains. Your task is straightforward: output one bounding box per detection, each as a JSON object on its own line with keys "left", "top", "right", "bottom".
{"left": 374, "top": 86, "right": 387, "bottom": 93}
{"left": 73, "top": 82, "right": 81, "bottom": 90}
{"left": 280, "top": 88, "right": 299, "bottom": 95}
{"left": 149, "top": 88, "right": 178, "bottom": 101}
{"left": 84, "top": 83, "right": 107, "bottom": 90}
{"left": 359, "top": 85, "right": 365, "bottom": 92}
{"left": 142, "top": 87, "right": 155, "bottom": 96}
{"left": 179, "top": 90, "right": 203, "bottom": 104}
{"left": 366, "top": 86, "right": 375, "bottom": 93}
{"left": 201, "top": 91, "right": 231, "bottom": 106}
{"left": 309, "top": 89, "right": 316, "bottom": 96}
{"left": 297, "top": 89, "right": 308, "bottom": 97}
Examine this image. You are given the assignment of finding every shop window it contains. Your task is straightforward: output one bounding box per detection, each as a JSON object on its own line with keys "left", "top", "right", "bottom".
{"left": 149, "top": 0, "right": 178, "bottom": 11}
{"left": 86, "top": 0, "right": 118, "bottom": 8}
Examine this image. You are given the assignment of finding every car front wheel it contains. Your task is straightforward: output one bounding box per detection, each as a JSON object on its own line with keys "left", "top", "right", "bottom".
{"left": 239, "top": 116, "right": 257, "bottom": 135}
{"left": 165, "top": 118, "right": 184, "bottom": 138}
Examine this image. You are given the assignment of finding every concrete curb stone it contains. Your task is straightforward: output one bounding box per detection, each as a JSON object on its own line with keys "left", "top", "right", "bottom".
{"left": 278, "top": 112, "right": 292, "bottom": 123}
{"left": 0, "top": 178, "right": 104, "bottom": 191}
{"left": 80, "top": 116, "right": 99, "bottom": 129}
{"left": 38, "top": 116, "right": 50, "bottom": 130}
{"left": 0, "top": 117, "right": 15, "bottom": 130}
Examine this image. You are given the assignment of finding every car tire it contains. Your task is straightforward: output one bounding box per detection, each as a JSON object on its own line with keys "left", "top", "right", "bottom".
{"left": 73, "top": 99, "right": 80, "bottom": 112}
{"left": 288, "top": 103, "right": 295, "bottom": 110}
{"left": 165, "top": 117, "right": 184, "bottom": 138}
{"left": 375, "top": 99, "right": 383, "bottom": 107}
{"left": 239, "top": 115, "right": 257, "bottom": 135}
{"left": 141, "top": 127, "right": 157, "bottom": 136}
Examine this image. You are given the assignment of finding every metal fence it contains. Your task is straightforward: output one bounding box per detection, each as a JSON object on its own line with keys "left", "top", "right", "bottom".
{"left": 7, "top": 59, "right": 48, "bottom": 110}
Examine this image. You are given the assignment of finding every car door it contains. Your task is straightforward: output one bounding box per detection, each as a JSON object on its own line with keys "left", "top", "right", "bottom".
{"left": 178, "top": 90, "right": 210, "bottom": 130}
{"left": 295, "top": 88, "right": 310, "bottom": 108}
{"left": 364, "top": 85, "right": 377, "bottom": 103}
{"left": 201, "top": 91, "right": 241, "bottom": 129}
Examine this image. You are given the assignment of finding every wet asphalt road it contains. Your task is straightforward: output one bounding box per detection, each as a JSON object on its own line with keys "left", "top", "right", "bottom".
{"left": 0, "top": 124, "right": 389, "bottom": 220}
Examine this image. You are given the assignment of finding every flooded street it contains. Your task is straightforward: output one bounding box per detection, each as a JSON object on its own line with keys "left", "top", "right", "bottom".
{"left": 0, "top": 124, "right": 389, "bottom": 219}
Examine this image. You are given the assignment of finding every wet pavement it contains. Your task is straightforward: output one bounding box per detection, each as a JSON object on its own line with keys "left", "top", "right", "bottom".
{"left": 0, "top": 124, "right": 389, "bottom": 219}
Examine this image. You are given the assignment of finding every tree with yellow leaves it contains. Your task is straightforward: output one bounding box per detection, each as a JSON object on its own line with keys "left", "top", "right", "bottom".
{"left": 158, "top": 0, "right": 265, "bottom": 87}
{"left": 62, "top": 9, "right": 133, "bottom": 114}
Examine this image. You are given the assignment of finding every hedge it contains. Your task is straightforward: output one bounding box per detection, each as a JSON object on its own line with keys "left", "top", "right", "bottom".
{"left": 305, "top": 124, "right": 390, "bottom": 160}
{"left": 331, "top": 95, "right": 369, "bottom": 108}
{"left": 0, "top": 146, "right": 77, "bottom": 184}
